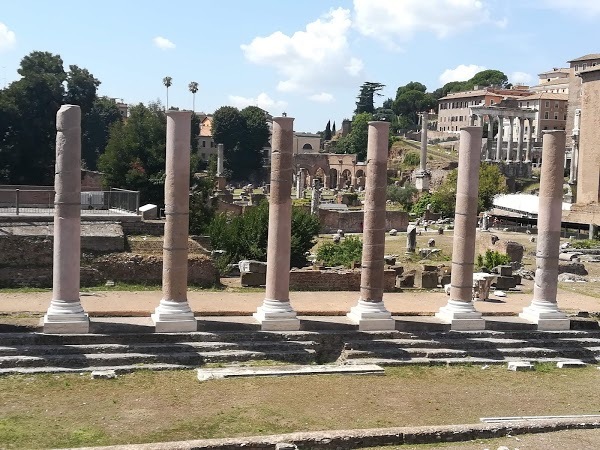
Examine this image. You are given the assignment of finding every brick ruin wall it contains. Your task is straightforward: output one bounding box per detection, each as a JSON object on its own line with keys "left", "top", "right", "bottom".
{"left": 289, "top": 269, "right": 397, "bottom": 291}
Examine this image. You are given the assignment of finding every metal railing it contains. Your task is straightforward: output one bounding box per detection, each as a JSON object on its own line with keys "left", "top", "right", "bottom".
{"left": 0, "top": 188, "right": 140, "bottom": 216}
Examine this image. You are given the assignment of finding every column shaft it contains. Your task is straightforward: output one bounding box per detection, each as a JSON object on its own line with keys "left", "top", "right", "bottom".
{"left": 525, "top": 118, "right": 533, "bottom": 162}
{"left": 495, "top": 116, "right": 503, "bottom": 161}
{"left": 254, "top": 117, "right": 300, "bottom": 330}
{"left": 486, "top": 117, "right": 494, "bottom": 160}
{"left": 436, "top": 126, "right": 485, "bottom": 330}
{"left": 152, "top": 111, "right": 196, "bottom": 332}
{"left": 347, "top": 122, "right": 394, "bottom": 331}
{"left": 44, "top": 105, "right": 89, "bottom": 334}
{"left": 420, "top": 112, "right": 428, "bottom": 172}
{"left": 520, "top": 131, "right": 570, "bottom": 330}
{"left": 506, "top": 117, "right": 514, "bottom": 162}
{"left": 516, "top": 117, "right": 524, "bottom": 161}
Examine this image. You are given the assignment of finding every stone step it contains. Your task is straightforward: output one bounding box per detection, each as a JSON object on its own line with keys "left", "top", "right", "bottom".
{"left": 0, "top": 349, "right": 317, "bottom": 369}
{"left": 343, "top": 356, "right": 600, "bottom": 367}
{"left": 0, "top": 363, "right": 198, "bottom": 376}
{"left": 0, "top": 340, "right": 319, "bottom": 357}
{"left": 343, "top": 337, "right": 600, "bottom": 351}
{"left": 341, "top": 346, "right": 600, "bottom": 361}
{"left": 0, "top": 331, "right": 320, "bottom": 346}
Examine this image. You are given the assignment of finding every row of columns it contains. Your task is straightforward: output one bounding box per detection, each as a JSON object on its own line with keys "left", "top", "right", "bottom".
{"left": 475, "top": 115, "right": 534, "bottom": 163}
{"left": 43, "top": 108, "right": 569, "bottom": 334}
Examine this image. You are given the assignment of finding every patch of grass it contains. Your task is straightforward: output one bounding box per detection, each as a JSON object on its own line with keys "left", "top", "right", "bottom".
{"left": 1, "top": 366, "right": 599, "bottom": 448}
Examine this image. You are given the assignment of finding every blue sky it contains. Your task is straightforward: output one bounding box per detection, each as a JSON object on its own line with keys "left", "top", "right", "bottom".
{"left": 1, "top": 0, "right": 599, "bottom": 132}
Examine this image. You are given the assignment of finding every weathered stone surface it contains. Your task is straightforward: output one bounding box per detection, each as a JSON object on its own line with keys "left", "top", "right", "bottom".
{"left": 421, "top": 271, "right": 439, "bottom": 289}
{"left": 498, "top": 265, "right": 513, "bottom": 277}
{"left": 241, "top": 271, "right": 266, "bottom": 287}
{"left": 440, "top": 274, "right": 452, "bottom": 286}
{"left": 558, "top": 262, "right": 588, "bottom": 276}
{"left": 495, "top": 276, "right": 516, "bottom": 290}
{"left": 239, "top": 260, "right": 267, "bottom": 274}
{"left": 397, "top": 271, "right": 415, "bottom": 288}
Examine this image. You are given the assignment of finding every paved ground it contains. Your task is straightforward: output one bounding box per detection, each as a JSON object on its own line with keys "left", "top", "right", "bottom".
{"left": 2, "top": 279, "right": 600, "bottom": 317}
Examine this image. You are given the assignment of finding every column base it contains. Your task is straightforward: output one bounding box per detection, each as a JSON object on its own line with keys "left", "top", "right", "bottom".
{"left": 44, "top": 299, "right": 90, "bottom": 334}
{"left": 253, "top": 299, "right": 300, "bottom": 331}
{"left": 435, "top": 299, "right": 485, "bottom": 331}
{"left": 347, "top": 300, "right": 396, "bottom": 331}
{"left": 415, "top": 173, "right": 430, "bottom": 192}
{"left": 152, "top": 300, "right": 197, "bottom": 332}
{"left": 519, "top": 302, "right": 570, "bottom": 331}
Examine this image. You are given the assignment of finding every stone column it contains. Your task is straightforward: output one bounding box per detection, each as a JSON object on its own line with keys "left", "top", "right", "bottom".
{"left": 416, "top": 112, "right": 430, "bottom": 192}
{"left": 495, "top": 116, "right": 504, "bottom": 161}
{"left": 254, "top": 117, "right": 300, "bottom": 331}
{"left": 348, "top": 121, "right": 395, "bottom": 331}
{"left": 436, "top": 126, "right": 485, "bottom": 331}
{"left": 569, "top": 109, "right": 581, "bottom": 185}
{"left": 152, "top": 111, "right": 197, "bottom": 332}
{"left": 520, "top": 131, "right": 570, "bottom": 330}
{"left": 525, "top": 118, "right": 533, "bottom": 162}
{"left": 44, "top": 105, "right": 89, "bottom": 334}
{"left": 216, "top": 143, "right": 226, "bottom": 191}
{"left": 296, "top": 169, "right": 304, "bottom": 199}
{"left": 486, "top": 116, "right": 494, "bottom": 161}
{"left": 516, "top": 117, "right": 525, "bottom": 162}
{"left": 506, "top": 117, "right": 514, "bottom": 162}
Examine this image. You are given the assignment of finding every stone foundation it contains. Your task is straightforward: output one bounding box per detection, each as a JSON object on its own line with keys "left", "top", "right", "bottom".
{"left": 289, "top": 268, "right": 396, "bottom": 291}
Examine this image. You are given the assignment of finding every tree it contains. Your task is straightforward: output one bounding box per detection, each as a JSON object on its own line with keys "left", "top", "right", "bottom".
{"left": 392, "top": 81, "right": 436, "bottom": 126}
{"left": 188, "top": 81, "right": 199, "bottom": 112}
{"left": 386, "top": 184, "right": 417, "bottom": 211}
{"left": 324, "top": 120, "right": 332, "bottom": 140}
{"left": 429, "top": 163, "right": 507, "bottom": 216}
{"left": 98, "top": 102, "right": 169, "bottom": 204}
{"left": 355, "top": 81, "right": 385, "bottom": 115}
{"left": 65, "top": 65, "right": 100, "bottom": 114}
{"left": 211, "top": 105, "right": 269, "bottom": 181}
{"left": 437, "top": 70, "right": 510, "bottom": 98}
{"left": 346, "top": 112, "right": 372, "bottom": 161}
{"left": 162, "top": 76, "right": 172, "bottom": 109}
{"left": 332, "top": 121, "right": 336, "bottom": 136}
{"left": 81, "top": 97, "right": 122, "bottom": 170}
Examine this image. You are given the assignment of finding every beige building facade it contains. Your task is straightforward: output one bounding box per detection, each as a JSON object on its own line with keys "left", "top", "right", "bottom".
{"left": 566, "top": 54, "right": 600, "bottom": 139}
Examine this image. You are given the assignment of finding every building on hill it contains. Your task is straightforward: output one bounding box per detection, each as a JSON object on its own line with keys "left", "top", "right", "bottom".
{"left": 436, "top": 86, "right": 531, "bottom": 133}
{"left": 530, "top": 68, "right": 570, "bottom": 94}
{"left": 196, "top": 114, "right": 217, "bottom": 162}
{"left": 515, "top": 92, "right": 568, "bottom": 143}
{"left": 566, "top": 54, "right": 600, "bottom": 139}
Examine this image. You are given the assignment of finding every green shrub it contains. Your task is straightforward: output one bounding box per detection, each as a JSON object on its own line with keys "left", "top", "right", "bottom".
{"left": 476, "top": 249, "right": 511, "bottom": 270}
{"left": 208, "top": 200, "right": 320, "bottom": 271}
{"left": 386, "top": 184, "right": 417, "bottom": 210}
{"left": 316, "top": 235, "right": 363, "bottom": 268}
{"left": 403, "top": 151, "right": 420, "bottom": 167}
{"left": 571, "top": 239, "right": 600, "bottom": 249}
{"left": 411, "top": 193, "right": 432, "bottom": 217}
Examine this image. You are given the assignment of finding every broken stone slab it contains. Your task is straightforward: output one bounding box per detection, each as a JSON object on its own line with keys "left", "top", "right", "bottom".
{"left": 559, "top": 252, "right": 583, "bottom": 262}
{"left": 389, "top": 228, "right": 398, "bottom": 236}
{"left": 558, "top": 262, "right": 588, "bottom": 276}
{"left": 507, "top": 361, "right": 534, "bottom": 371}
{"left": 384, "top": 255, "right": 396, "bottom": 265}
{"left": 421, "top": 271, "right": 439, "bottom": 289}
{"left": 197, "top": 364, "right": 385, "bottom": 381}
{"left": 240, "top": 271, "right": 266, "bottom": 287}
{"left": 556, "top": 360, "right": 586, "bottom": 369}
{"left": 238, "top": 260, "right": 267, "bottom": 273}
{"left": 91, "top": 369, "right": 117, "bottom": 379}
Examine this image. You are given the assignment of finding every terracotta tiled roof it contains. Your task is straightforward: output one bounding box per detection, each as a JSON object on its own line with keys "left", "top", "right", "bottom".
{"left": 568, "top": 54, "right": 600, "bottom": 63}
{"left": 518, "top": 93, "right": 568, "bottom": 101}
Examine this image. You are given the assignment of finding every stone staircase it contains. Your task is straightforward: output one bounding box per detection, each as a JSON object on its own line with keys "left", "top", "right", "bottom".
{"left": 338, "top": 330, "right": 600, "bottom": 366}
{"left": 1, "top": 328, "right": 600, "bottom": 375}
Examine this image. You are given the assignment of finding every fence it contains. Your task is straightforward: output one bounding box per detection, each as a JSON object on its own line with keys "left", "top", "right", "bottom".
{"left": 0, "top": 188, "right": 140, "bottom": 216}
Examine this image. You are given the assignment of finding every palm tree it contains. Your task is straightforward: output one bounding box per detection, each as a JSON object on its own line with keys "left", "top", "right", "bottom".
{"left": 162, "top": 76, "right": 172, "bottom": 110}
{"left": 188, "top": 81, "right": 199, "bottom": 112}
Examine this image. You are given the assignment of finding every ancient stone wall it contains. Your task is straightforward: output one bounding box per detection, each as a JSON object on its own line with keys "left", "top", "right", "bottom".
{"left": 318, "top": 210, "right": 408, "bottom": 233}
{"left": 289, "top": 269, "right": 396, "bottom": 291}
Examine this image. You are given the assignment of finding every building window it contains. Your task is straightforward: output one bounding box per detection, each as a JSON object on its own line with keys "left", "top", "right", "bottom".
{"left": 564, "top": 113, "right": 567, "bottom": 120}
{"left": 554, "top": 101, "right": 559, "bottom": 108}
{"left": 583, "top": 63, "right": 587, "bottom": 70}
{"left": 575, "top": 65, "right": 579, "bottom": 71}
{"left": 554, "top": 112, "right": 558, "bottom": 120}
{"left": 202, "top": 141, "right": 206, "bottom": 147}
{"left": 545, "top": 101, "right": 550, "bottom": 108}
{"left": 544, "top": 112, "right": 549, "bottom": 119}
{"left": 526, "top": 102, "right": 530, "bottom": 107}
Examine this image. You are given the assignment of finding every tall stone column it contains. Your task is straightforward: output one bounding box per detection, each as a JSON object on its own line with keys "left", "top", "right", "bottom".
{"left": 254, "top": 117, "right": 300, "bottom": 331}
{"left": 416, "top": 111, "right": 430, "bottom": 192}
{"left": 516, "top": 117, "right": 525, "bottom": 162}
{"left": 216, "top": 143, "right": 227, "bottom": 191}
{"left": 436, "top": 126, "right": 485, "bottom": 330}
{"left": 495, "top": 116, "right": 504, "bottom": 161}
{"left": 348, "top": 121, "right": 395, "bottom": 331}
{"left": 520, "top": 131, "right": 570, "bottom": 330}
{"left": 506, "top": 117, "right": 514, "bottom": 162}
{"left": 44, "top": 105, "right": 89, "bottom": 334}
{"left": 152, "top": 111, "right": 197, "bottom": 332}
{"left": 569, "top": 109, "right": 581, "bottom": 185}
{"left": 525, "top": 118, "right": 533, "bottom": 162}
{"left": 486, "top": 116, "right": 494, "bottom": 161}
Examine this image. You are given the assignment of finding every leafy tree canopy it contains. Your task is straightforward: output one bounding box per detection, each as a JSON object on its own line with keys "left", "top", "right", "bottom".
{"left": 355, "top": 81, "right": 385, "bottom": 115}
{"left": 438, "top": 70, "right": 511, "bottom": 98}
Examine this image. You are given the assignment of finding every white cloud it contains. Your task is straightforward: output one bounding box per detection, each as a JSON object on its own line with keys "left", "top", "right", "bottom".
{"left": 538, "top": 0, "right": 600, "bottom": 16}
{"left": 308, "top": 92, "right": 334, "bottom": 103}
{"left": 241, "top": 8, "right": 363, "bottom": 93}
{"left": 439, "top": 64, "right": 486, "bottom": 85}
{"left": 228, "top": 92, "right": 288, "bottom": 112}
{"left": 353, "top": 0, "right": 501, "bottom": 46}
{"left": 152, "top": 36, "right": 175, "bottom": 50}
{"left": 511, "top": 71, "right": 533, "bottom": 86}
{"left": 0, "top": 23, "right": 16, "bottom": 52}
